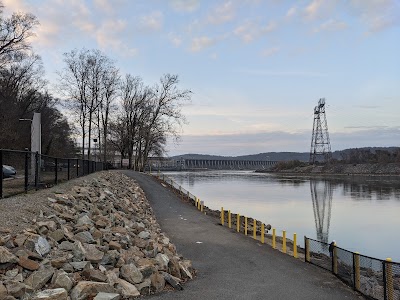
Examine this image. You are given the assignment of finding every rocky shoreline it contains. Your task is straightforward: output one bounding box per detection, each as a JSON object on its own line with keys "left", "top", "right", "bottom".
{"left": 0, "top": 171, "right": 195, "bottom": 299}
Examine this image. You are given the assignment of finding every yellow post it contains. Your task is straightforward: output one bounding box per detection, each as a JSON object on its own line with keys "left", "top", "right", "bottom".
{"left": 228, "top": 210, "right": 231, "bottom": 228}
{"left": 305, "top": 238, "right": 310, "bottom": 262}
{"left": 282, "top": 230, "right": 286, "bottom": 253}
{"left": 253, "top": 219, "right": 257, "bottom": 240}
{"left": 386, "top": 258, "right": 394, "bottom": 300}
{"left": 220, "top": 207, "right": 224, "bottom": 226}
{"left": 261, "top": 223, "right": 265, "bottom": 244}
{"left": 272, "top": 228, "right": 276, "bottom": 249}
{"left": 354, "top": 252, "right": 360, "bottom": 291}
{"left": 293, "top": 233, "right": 297, "bottom": 258}
{"left": 236, "top": 214, "right": 240, "bottom": 232}
{"left": 244, "top": 217, "right": 248, "bottom": 236}
{"left": 333, "top": 242, "right": 338, "bottom": 275}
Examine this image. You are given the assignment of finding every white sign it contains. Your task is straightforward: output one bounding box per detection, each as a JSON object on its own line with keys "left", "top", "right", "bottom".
{"left": 122, "top": 159, "right": 129, "bottom": 167}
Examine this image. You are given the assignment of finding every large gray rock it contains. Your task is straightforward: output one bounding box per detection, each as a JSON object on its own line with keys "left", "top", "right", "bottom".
{"left": 32, "top": 288, "right": 68, "bottom": 300}
{"left": 115, "top": 279, "right": 140, "bottom": 298}
{"left": 52, "top": 270, "right": 73, "bottom": 292}
{"left": 120, "top": 263, "right": 143, "bottom": 284}
{"left": 0, "top": 246, "right": 18, "bottom": 263}
{"left": 93, "top": 292, "right": 121, "bottom": 300}
{"left": 70, "top": 281, "right": 115, "bottom": 300}
{"left": 155, "top": 253, "right": 169, "bottom": 271}
{"left": 76, "top": 215, "right": 93, "bottom": 227}
{"left": 74, "top": 231, "right": 95, "bottom": 244}
{"left": 25, "top": 267, "right": 55, "bottom": 290}
{"left": 82, "top": 244, "right": 104, "bottom": 263}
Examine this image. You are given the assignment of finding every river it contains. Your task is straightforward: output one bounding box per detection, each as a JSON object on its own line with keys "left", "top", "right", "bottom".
{"left": 162, "top": 170, "right": 400, "bottom": 262}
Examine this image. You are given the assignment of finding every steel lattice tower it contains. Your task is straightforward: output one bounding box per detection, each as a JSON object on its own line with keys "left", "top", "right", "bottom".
{"left": 310, "top": 98, "right": 332, "bottom": 164}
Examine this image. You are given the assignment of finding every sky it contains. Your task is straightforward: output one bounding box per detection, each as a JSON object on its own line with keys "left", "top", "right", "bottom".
{"left": 4, "top": 0, "right": 400, "bottom": 156}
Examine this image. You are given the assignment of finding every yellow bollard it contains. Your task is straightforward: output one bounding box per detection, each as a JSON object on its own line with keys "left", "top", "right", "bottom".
{"left": 272, "top": 228, "right": 276, "bottom": 249}
{"left": 253, "top": 219, "right": 257, "bottom": 240}
{"left": 245, "top": 217, "right": 248, "bottom": 236}
{"left": 237, "top": 214, "right": 240, "bottom": 232}
{"left": 282, "top": 230, "right": 287, "bottom": 253}
{"left": 293, "top": 233, "right": 297, "bottom": 258}
{"left": 386, "top": 258, "right": 394, "bottom": 300}
{"left": 333, "top": 242, "right": 338, "bottom": 275}
{"left": 221, "top": 207, "right": 224, "bottom": 225}
{"left": 305, "top": 237, "right": 310, "bottom": 262}
{"left": 354, "top": 252, "right": 360, "bottom": 291}
{"left": 228, "top": 210, "right": 231, "bottom": 228}
{"left": 261, "top": 223, "right": 265, "bottom": 244}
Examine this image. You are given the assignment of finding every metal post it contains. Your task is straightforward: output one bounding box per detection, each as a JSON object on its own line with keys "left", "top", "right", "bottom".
{"left": 273, "top": 228, "right": 276, "bottom": 249}
{"left": 228, "top": 210, "right": 231, "bottom": 228}
{"left": 245, "top": 217, "right": 248, "bottom": 236}
{"left": 220, "top": 207, "right": 224, "bottom": 225}
{"left": 305, "top": 236, "right": 310, "bottom": 262}
{"left": 35, "top": 152, "right": 39, "bottom": 190}
{"left": 261, "top": 223, "right": 265, "bottom": 243}
{"left": 293, "top": 233, "right": 298, "bottom": 258}
{"left": 24, "top": 151, "right": 29, "bottom": 193}
{"left": 55, "top": 157, "right": 58, "bottom": 185}
{"left": 332, "top": 242, "right": 338, "bottom": 275}
{"left": 253, "top": 219, "right": 257, "bottom": 240}
{"left": 67, "top": 159, "right": 70, "bottom": 180}
{"left": 0, "top": 150, "right": 3, "bottom": 198}
{"left": 354, "top": 252, "right": 360, "bottom": 291}
{"left": 386, "top": 258, "right": 394, "bottom": 300}
{"left": 237, "top": 214, "right": 240, "bottom": 232}
{"left": 282, "top": 230, "right": 287, "bottom": 253}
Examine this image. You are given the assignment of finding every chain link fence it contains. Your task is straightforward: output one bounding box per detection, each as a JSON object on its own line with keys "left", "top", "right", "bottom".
{"left": 1, "top": 149, "right": 106, "bottom": 198}
{"left": 305, "top": 237, "right": 400, "bottom": 300}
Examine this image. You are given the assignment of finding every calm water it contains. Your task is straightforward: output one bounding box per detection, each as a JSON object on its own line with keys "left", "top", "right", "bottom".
{"left": 163, "top": 170, "right": 400, "bottom": 262}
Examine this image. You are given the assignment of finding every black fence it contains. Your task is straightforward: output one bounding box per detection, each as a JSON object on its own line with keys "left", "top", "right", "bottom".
{"left": 305, "top": 237, "right": 400, "bottom": 300}
{"left": 0, "top": 149, "right": 105, "bottom": 198}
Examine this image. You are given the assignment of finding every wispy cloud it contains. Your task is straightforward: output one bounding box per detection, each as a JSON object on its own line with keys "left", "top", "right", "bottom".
{"left": 286, "top": 6, "right": 297, "bottom": 18}
{"left": 261, "top": 47, "right": 280, "bottom": 57}
{"left": 140, "top": 11, "right": 163, "bottom": 32}
{"left": 169, "top": 0, "right": 200, "bottom": 13}
{"left": 314, "top": 19, "right": 347, "bottom": 33}
{"left": 190, "top": 36, "right": 217, "bottom": 52}
{"left": 206, "top": 1, "right": 236, "bottom": 25}
{"left": 234, "top": 20, "right": 276, "bottom": 43}
{"left": 168, "top": 32, "right": 182, "bottom": 47}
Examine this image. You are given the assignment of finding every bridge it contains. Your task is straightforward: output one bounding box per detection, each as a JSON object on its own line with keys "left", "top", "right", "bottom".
{"left": 175, "top": 158, "right": 277, "bottom": 170}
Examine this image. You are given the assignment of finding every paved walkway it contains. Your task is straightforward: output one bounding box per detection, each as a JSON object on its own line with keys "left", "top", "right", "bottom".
{"left": 124, "top": 171, "right": 363, "bottom": 300}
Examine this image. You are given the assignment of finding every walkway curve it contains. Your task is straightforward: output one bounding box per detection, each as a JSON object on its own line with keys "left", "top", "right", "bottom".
{"left": 124, "top": 171, "right": 362, "bottom": 300}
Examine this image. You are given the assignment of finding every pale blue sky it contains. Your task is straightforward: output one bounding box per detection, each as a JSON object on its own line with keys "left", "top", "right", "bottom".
{"left": 5, "top": 0, "right": 400, "bottom": 156}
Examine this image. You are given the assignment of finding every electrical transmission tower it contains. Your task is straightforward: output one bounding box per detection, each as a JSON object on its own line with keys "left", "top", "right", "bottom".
{"left": 310, "top": 98, "right": 332, "bottom": 164}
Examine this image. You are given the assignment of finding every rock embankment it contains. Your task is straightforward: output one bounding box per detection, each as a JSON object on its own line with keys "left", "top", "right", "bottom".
{"left": 0, "top": 172, "right": 194, "bottom": 299}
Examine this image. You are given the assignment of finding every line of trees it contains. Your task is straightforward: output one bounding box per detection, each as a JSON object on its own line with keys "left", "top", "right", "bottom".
{"left": 57, "top": 47, "right": 191, "bottom": 170}
{"left": 0, "top": 2, "right": 77, "bottom": 156}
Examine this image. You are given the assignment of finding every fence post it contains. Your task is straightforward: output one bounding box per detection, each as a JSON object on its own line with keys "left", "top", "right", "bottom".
{"left": 293, "top": 233, "right": 297, "bottom": 258}
{"left": 24, "top": 151, "right": 29, "bottom": 193}
{"left": 261, "top": 223, "right": 265, "bottom": 244}
{"left": 228, "top": 210, "right": 231, "bottom": 228}
{"left": 386, "top": 258, "right": 394, "bottom": 300}
{"left": 272, "top": 228, "right": 276, "bottom": 249}
{"left": 67, "top": 159, "right": 70, "bottom": 180}
{"left": 220, "top": 207, "right": 224, "bottom": 225}
{"left": 55, "top": 157, "right": 58, "bottom": 185}
{"left": 0, "top": 150, "right": 3, "bottom": 198}
{"left": 200, "top": 201, "right": 204, "bottom": 212}
{"left": 332, "top": 242, "right": 338, "bottom": 275}
{"left": 305, "top": 236, "right": 310, "bottom": 262}
{"left": 282, "top": 230, "right": 287, "bottom": 253}
{"left": 187, "top": 191, "right": 190, "bottom": 200}
{"left": 353, "top": 252, "right": 360, "bottom": 291}
{"left": 244, "top": 217, "right": 248, "bottom": 236}
{"left": 253, "top": 219, "right": 257, "bottom": 240}
{"left": 237, "top": 214, "right": 240, "bottom": 232}
{"left": 35, "top": 152, "right": 39, "bottom": 190}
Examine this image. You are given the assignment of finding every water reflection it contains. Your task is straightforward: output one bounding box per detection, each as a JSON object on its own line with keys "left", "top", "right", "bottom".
{"left": 310, "top": 180, "right": 333, "bottom": 250}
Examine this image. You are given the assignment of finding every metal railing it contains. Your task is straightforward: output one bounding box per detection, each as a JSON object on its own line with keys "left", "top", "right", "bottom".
{"left": 1, "top": 149, "right": 105, "bottom": 198}
{"left": 305, "top": 237, "right": 400, "bottom": 300}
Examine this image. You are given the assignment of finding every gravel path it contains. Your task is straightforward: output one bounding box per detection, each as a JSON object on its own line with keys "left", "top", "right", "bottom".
{"left": 124, "top": 171, "right": 363, "bottom": 300}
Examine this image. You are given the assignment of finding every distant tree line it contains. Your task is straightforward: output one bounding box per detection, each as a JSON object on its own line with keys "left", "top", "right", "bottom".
{"left": 338, "top": 148, "right": 400, "bottom": 164}
{"left": 0, "top": 2, "right": 191, "bottom": 169}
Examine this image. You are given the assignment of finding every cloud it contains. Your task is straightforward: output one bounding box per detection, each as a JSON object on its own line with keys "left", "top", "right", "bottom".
{"left": 286, "top": 6, "right": 297, "bottom": 18}
{"left": 261, "top": 47, "right": 280, "bottom": 57}
{"left": 168, "top": 32, "right": 182, "bottom": 47}
{"left": 304, "top": 0, "right": 324, "bottom": 20}
{"left": 140, "top": 11, "right": 163, "bottom": 32}
{"left": 93, "top": 0, "right": 115, "bottom": 13}
{"left": 190, "top": 36, "right": 216, "bottom": 52}
{"left": 169, "top": 0, "right": 200, "bottom": 12}
{"left": 314, "top": 19, "right": 347, "bottom": 32}
{"left": 207, "top": 1, "right": 235, "bottom": 25}
{"left": 234, "top": 20, "right": 276, "bottom": 43}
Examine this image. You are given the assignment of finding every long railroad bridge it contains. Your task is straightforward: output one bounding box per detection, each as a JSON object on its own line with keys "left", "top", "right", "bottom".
{"left": 175, "top": 158, "right": 277, "bottom": 170}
